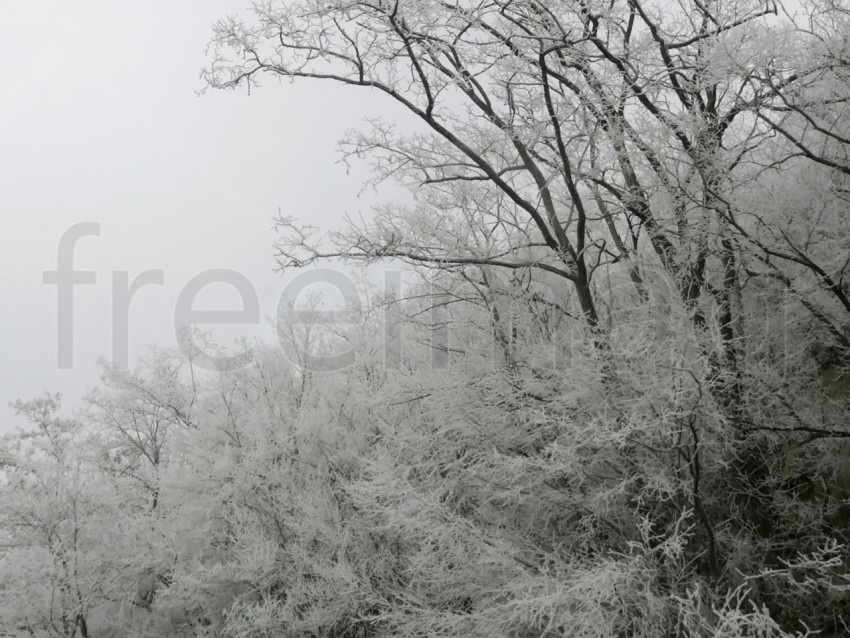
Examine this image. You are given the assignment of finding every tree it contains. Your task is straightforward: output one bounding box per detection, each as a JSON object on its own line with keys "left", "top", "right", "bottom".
{"left": 86, "top": 349, "right": 199, "bottom": 511}
{"left": 0, "top": 397, "right": 114, "bottom": 637}
{"left": 205, "top": 0, "right": 849, "bottom": 345}
{"left": 203, "top": 1, "right": 850, "bottom": 635}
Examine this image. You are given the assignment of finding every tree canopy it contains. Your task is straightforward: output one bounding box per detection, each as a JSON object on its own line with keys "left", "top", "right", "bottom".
{"left": 3, "top": 1, "right": 850, "bottom": 636}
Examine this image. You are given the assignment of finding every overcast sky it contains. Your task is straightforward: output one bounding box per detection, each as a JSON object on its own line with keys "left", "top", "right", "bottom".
{"left": 0, "top": 2, "right": 392, "bottom": 431}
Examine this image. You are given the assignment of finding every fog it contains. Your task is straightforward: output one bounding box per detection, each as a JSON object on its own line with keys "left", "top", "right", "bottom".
{"left": 0, "top": 1, "right": 385, "bottom": 431}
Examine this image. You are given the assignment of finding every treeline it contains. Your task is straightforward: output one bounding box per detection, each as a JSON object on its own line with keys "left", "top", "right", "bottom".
{"left": 4, "top": 0, "right": 850, "bottom": 635}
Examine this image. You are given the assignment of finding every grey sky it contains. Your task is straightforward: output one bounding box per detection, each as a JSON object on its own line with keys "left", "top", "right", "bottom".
{"left": 0, "top": 2, "right": 386, "bottom": 431}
